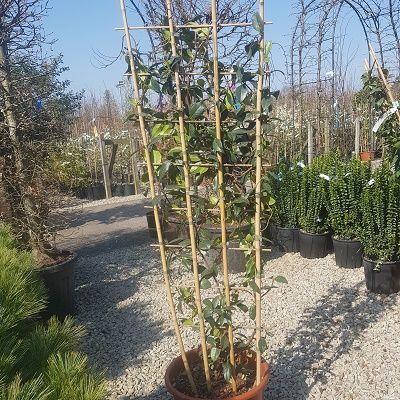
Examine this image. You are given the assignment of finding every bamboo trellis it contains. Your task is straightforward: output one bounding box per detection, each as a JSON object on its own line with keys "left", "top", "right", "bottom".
{"left": 118, "top": 0, "right": 269, "bottom": 393}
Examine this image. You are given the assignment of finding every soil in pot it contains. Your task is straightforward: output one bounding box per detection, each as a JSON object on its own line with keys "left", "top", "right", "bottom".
{"left": 363, "top": 258, "right": 400, "bottom": 294}
{"left": 165, "top": 348, "right": 269, "bottom": 400}
{"left": 38, "top": 251, "right": 76, "bottom": 321}
{"left": 299, "top": 230, "right": 332, "bottom": 259}
{"left": 202, "top": 223, "right": 250, "bottom": 274}
{"left": 275, "top": 227, "right": 299, "bottom": 252}
{"left": 333, "top": 238, "right": 362, "bottom": 268}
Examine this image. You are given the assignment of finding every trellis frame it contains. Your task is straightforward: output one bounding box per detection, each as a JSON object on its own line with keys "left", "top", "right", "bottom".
{"left": 118, "top": 0, "right": 269, "bottom": 392}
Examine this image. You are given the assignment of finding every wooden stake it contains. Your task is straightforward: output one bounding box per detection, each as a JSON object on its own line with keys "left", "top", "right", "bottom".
{"left": 254, "top": 0, "right": 266, "bottom": 386}
{"left": 118, "top": 0, "right": 197, "bottom": 394}
{"left": 307, "top": 121, "right": 313, "bottom": 165}
{"left": 95, "top": 126, "right": 112, "bottom": 199}
{"left": 129, "top": 132, "right": 141, "bottom": 194}
{"left": 355, "top": 117, "right": 361, "bottom": 156}
{"left": 369, "top": 44, "right": 400, "bottom": 123}
{"left": 211, "top": 0, "right": 238, "bottom": 391}
{"left": 165, "top": 0, "right": 211, "bottom": 392}
{"left": 324, "top": 119, "right": 330, "bottom": 154}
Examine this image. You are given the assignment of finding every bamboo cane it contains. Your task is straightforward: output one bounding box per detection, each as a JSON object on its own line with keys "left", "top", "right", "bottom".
{"left": 369, "top": 44, "right": 400, "bottom": 123}
{"left": 164, "top": 0, "right": 211, "bottom": 392}
{"left": 210, "top": 0, "right": 238, "bottom": 393}
{"left": 254, "top": 0, "right": 266, "bottom": 385}
{"left": 115, "top": 21, "right": 272, "bottom": 31}
{"left": 118, "top": 0, "right": 197, "bottom": 394}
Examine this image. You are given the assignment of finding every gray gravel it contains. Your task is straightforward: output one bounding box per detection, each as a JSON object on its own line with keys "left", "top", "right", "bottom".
{"left": 57, "top": 197, "right": 400, "bottom": 400}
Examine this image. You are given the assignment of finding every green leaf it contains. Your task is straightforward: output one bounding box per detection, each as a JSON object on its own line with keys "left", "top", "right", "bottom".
{"left": 182, "top": 319, "right": 193, "bottom": 327}
{"left": 249, "top": 305, "right": 256, "bottom": 320}
{"left": 213, "top": 138, "right": 224, "bottom": 154}
{"left": 245, "top": 41, "right": 259, "bottom": 59}
{"left": 258, "top": 337, "right": 267, "bottom": 353}
{"left": 274, "top": 275, "right": 288, "bottom": 284}
{"left": 189, "top": 102, "right": 204, "bottom": 118}
{"left": 158, "top": 160, "right": 171, "bottom": 179}
{"left": 151, "top": 123, "right": 172, "bottom": 138}
{"left": 236, "top": 303, "right": 248, "bottom": 313}
{"left": 151, "top": 150, "right": 161, "bottom": 165}
{"left": 252, "top": 12, "right": 264, "bottom": 33}
{"left": 249, "top": 280, "right": 260, "bottom": 293}
{"left": 210, "top": 347, "right": 220, "bottom": 362}
{"left": 149, "top": 77, "right": 161, "bottom": 93}
{"left": 200, "top": 278, "right": 211, "bottom": 289}
{"left": 223, "top": 360, "right": 232, "bottom": 382}
{"left": 264, "top": 41, "right": 273, "bottom": 63}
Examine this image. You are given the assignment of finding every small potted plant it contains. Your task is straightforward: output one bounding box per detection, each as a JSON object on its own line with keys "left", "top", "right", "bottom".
{"left": 328, "top": 157, "right": 370, "bottom": 268}
{"left": 298, "top": 154, "right": 335, "bottom": 258}
{"left": 270, "top": 159, "right": 302, "bottom": 252}
{"left": 360, "top": 161, "right": 400, "bottom": 294}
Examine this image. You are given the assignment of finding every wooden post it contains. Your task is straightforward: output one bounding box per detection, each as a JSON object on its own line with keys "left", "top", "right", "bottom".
{"left": 324, "top": 119, "right": 330, "bottom": 154}
{"left": 118, "top": 0, "right": 197, "bottom": 393}
{"left": 129, "top": 132, "right": 141, "bottom": 194}
{"left": 307, "top": 121, "right": 313, "bottom": 164}
{"left": 355, "top": 117, "right": 361, "bottom": 157}
{"left": 95, "top": 126, "right": 112, "bottom": 199}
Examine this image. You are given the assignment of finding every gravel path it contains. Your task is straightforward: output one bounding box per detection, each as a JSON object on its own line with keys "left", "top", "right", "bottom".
{"left": 57, "top": 196, "right": 400, "bottom": 400}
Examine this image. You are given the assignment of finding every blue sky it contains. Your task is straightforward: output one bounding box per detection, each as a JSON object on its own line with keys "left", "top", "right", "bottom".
{"left": 43, "top": 1, "right": 366, "bottom": 96}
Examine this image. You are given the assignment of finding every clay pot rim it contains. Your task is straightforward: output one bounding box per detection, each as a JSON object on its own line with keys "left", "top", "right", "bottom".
{"left": 165, "top": 348, "right": 270, "bottom": 400}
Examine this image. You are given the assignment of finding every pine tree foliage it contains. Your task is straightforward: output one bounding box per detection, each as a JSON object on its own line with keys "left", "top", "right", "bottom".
{"left": 0, "top": 225, "right": 106, "bottom": 400}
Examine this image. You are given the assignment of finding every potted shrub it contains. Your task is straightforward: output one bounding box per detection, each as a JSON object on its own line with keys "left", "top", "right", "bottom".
{"left": 270, "top": 159, "right": 302, "bottom": 252}
{"left": 298, "top": 154, "right": 335, "bottom": 258}
{"left": 124, "top": 5, "right": 281, "bottom": 396}
{"left": 360, "top": 161, "right": 400, "bottom": 294}
{"left": 328, "top": 157, "right": 370, "bottom": 268}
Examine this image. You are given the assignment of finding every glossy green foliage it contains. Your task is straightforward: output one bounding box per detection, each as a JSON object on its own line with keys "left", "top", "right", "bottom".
{"left": 328, "top": 157, "right": 371, "bottom": 240}
{"left": 360, "top": 162, "right": 400, "bottom": 262}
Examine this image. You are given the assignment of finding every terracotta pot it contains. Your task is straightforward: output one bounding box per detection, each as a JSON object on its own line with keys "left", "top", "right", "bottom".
{"left": 360, "top": 151, "right": 375, "bottom": 161}
{"left": 165, "top": 348, "right": 270, "bottom": 400}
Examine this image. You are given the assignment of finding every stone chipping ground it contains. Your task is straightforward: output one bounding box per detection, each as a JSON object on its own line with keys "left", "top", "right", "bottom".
{"left": 57, "top": 196, "right": 400, "bottom": 400}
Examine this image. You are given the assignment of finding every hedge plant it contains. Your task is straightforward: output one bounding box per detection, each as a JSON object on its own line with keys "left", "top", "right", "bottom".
{"left": 360, "top": 162, "right": 400, "bottom": 262}
{"left": 328, "top": 157, "right": 371, "bottom": 240}
{"left": 270, "top": 159, "right": 302, "bottom": 228}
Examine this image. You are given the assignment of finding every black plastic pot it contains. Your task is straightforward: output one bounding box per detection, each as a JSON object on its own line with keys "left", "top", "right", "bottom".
{"left": 163, "top": 213, "right": 191, "bottom": 243}
{"left": 333, "top": 238, "right": 362, "bottom": 268}
{"left": 112, "top": 183, "right": 125, "bottom": 197}
{"left": 124, "top": 183, "right": 135, "bottom": 196}
{"left": 39, "top": 252, "right": 76, "bottom": 321}
{"left": 276, "top": 227, "right": 299, "bottom": 252}
{"left": 146, "top": 211, "right": 162, "bottom": 239}
{"left": 90, "top": 184, "right": 106, "bottom": 201}
{"left": 299, "top": 230, "right": 331, "bottom": 259}
{"left": 202, "top": 223, "right": 250, "bottom": 273}
{"left": 363, "top": 258, "right": 400, "bottom": 294}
